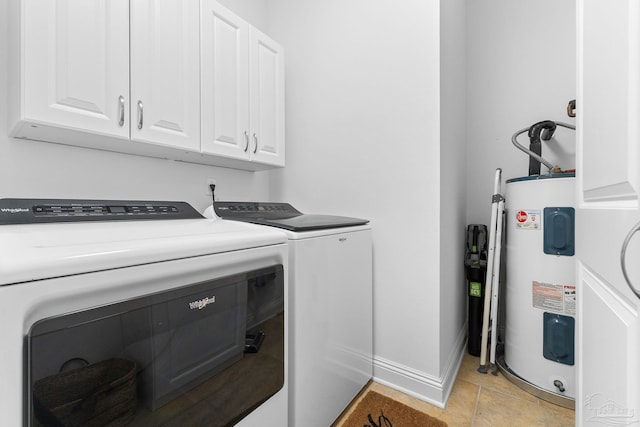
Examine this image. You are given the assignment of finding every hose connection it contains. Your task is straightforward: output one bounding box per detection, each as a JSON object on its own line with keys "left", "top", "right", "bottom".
{"left": 553, "top": 379, "right": 566, "bottom": 393}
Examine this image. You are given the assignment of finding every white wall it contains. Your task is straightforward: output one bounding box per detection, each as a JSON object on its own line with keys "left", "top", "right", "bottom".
{"left": 466, "top": 0, "right": 577, "bottom": 227}
{"left": 266, "top": 0, "right": 465, "bottom": 405}
{"left": 218, "top": 0, "right": 269, "bottom": 33}
{"left": 266, "top": 0, "right": 575, "bottom": 406}
{"left": 439, "top": 0, "right": 468, "bottom": 392}
{"left": 0, "top": 0, "right": 271, "bottom": 212}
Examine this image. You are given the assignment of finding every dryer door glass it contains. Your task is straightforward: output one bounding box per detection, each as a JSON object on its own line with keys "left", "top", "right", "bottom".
{"left": 27, "top": 265, "right": 284, "bottom": 427}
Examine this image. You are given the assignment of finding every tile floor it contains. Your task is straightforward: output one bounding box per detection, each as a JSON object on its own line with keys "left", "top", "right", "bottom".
{"left": 333, "top": 353, "right": 575, "bottom": 426}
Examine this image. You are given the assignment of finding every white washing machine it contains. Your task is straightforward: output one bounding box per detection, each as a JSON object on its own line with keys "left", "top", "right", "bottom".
{"left": 213, "top": 202, "right": 373, "bottom": 427}
{"left": 0, "top": 198, "right": 288, "bottom": 427}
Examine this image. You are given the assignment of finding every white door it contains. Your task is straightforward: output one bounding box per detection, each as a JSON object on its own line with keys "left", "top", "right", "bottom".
{"left": 21, "top": 0, "right": 129, "bottom": 138}
{"left": 200, "top": 1, "right": 250, "bottom": 159}
{"left": 130, "top": 0, "right": 200, "bottom": 151}
{"left": 249, "top": 27, "right": 285, "bottom": 166}
{"left": 577, "top": 1, "right": 640, "bottom": 425}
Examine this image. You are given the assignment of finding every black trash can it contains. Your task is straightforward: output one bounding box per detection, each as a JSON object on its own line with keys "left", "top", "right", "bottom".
{"left": 464, "top": 224, "right": 487, "bottom": 356}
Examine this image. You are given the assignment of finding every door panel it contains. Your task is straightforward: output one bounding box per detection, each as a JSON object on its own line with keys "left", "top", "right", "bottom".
{"left": 578, "top": 265, "right": 639, "bottom": 425}
{"left": 577, "top": 0, "right": 640, "bottom": 424}
{"left": 130, "top": 0, "right": 200, "bottom": 150}
{"left": 580, "top": 0, "right": 640, "bottom": 205}
{"left": 250, "top": 28, "right": 285, "bottom": 166}
{"left": 201, "top": 0, "right": 250, "bottom": 159}
{"left": 23, "top": 0, "right": 129, "bottom": 137}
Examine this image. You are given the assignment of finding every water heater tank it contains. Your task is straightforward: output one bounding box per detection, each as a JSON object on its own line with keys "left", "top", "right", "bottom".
{"left": 501, "top": 173, "right": 576, "bottom": 408}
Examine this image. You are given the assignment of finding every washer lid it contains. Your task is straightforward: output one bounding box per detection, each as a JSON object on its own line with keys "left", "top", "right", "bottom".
{"left": 0, "top": 218, "right": 286, "bottom": 286}
{"left": 214, "top": 201, "right": 369, "bottom": 232}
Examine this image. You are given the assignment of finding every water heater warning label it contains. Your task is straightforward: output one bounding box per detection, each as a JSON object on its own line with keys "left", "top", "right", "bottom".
{"left": 515, "top": 209, "right": 540, "bottom": 230}
{"left": 532, "top": 281, "right": 576, "bottom": 315}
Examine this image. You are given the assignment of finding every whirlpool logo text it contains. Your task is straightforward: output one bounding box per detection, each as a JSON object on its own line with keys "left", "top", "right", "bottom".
{"left": 0, "top": 208, "right": 28, "bottom": 214}
{"left": 188, "top": 296, "right": 216, "bottom": 310}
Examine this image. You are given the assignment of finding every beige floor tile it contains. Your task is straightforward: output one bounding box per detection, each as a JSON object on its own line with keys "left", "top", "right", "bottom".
{"left": 333, "top": 353, "right": 575, "bottom": 427}
{"left": 457, "top": 353, "right": 539, "bottom": 404}
{"left": 474, "top": 387, "right": 573, "bottom": 427}
{"left": 439, "top": 379, "right": 481, "bottom": 426}
{"left": 538, "top": 398, "right": 576, "bottom": 424}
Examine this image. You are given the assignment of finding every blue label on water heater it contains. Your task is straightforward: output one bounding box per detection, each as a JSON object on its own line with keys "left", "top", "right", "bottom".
{"left": 543, "top": 312, "right": 575, "bottom": 366}
{"left": 543, "top": 207, "right": 575, "bottom": 256}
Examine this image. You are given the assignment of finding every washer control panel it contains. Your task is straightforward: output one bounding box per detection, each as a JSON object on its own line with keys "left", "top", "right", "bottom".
{"left": 214, "top": 202, "right": 301, "bottom": 219}
{"left": 0, "top": 198, "right": 203, "bottom": 225}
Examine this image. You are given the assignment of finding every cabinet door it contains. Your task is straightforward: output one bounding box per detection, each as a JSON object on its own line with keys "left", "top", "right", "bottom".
{"left": 20, "top": 0, "right": 129, "bottom": 138}
{"left": 201, "top": 1, "right": 250, "bottom": 159}
{"left": 130, "top": 0, "right": 200, "bottom": 151}
{"left": 249, "top": 28, "right": 285, "bottom": 167}
{"left": 577, "top": 0, "right": 640, "bottom": 425}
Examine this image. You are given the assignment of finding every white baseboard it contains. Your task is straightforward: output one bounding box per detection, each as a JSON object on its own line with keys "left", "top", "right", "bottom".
{"left": 372, "top": 324, "right": 466, "bottom": 408}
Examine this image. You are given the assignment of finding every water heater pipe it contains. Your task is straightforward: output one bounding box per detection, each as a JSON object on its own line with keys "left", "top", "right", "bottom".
{"left": 511, "top": 121, "right": 576, "bottom": 173}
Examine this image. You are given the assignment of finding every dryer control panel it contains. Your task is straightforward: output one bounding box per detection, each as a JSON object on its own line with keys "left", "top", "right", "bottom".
{"left": 0, "top": 198, "right": 203, "bottom": 225}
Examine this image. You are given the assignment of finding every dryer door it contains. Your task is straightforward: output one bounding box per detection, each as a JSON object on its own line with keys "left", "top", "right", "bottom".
{"left": 27, "top": 265, "right": 284, "bottom": 427}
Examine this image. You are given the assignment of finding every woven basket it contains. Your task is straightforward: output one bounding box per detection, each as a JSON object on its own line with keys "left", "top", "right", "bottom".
{"left": 33, "top": 358, "right": 137, "bottom": 427}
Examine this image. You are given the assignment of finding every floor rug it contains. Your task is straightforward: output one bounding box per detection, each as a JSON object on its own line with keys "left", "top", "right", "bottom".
{"left": 340, "top": 390, "right": 448, "bottom": 427}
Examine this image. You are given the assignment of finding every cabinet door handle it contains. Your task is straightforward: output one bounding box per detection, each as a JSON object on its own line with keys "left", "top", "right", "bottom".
{"left": 244, "top": 131, "right": 249, "bottom": 152}
{"left": 621, "top": 220, "right": 640, "bottom": 299}
{"left": 118, "top": 96, "right": 125, "bottom": 127}
{"left": 253, "top": 133, "right": 258, "bottom": 154}
{"left": 137, "top": 100, "right": 144, "bottom": 130}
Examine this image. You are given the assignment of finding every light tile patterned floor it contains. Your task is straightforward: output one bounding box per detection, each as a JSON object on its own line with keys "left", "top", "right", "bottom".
{"left": 333, "top": 353, "right": 575, "bottom": 426}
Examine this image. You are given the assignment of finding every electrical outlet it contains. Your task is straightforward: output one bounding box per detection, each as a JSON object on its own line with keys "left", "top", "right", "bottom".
{"left": 206, "top": 178, "right": 217, "bottom": 198}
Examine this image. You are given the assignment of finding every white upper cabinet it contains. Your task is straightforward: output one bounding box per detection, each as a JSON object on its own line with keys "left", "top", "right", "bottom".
{"left": 10, "top": 0, "right": 130, "bottom": 140}
{"left": 201, "top": 1, "right": 285, "bottom": 167}
{"left": 9, "top": 0, "right": 284, "bottom": 170}
{"left": 10, "top": 0, "right": 199, "bottom": 153}
{"left": 130, "top": 0, "right": 200, "bottom": 151}
{"left": 201, "top": 1, "right": 250, "bottom": 159}
{"left": 249, "top": 27, "right": 285, "bottom": 167}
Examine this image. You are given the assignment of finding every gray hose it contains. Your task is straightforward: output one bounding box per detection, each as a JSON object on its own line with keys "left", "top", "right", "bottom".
{"left": 511, "top": 121, "right": 576, "bottom": 173}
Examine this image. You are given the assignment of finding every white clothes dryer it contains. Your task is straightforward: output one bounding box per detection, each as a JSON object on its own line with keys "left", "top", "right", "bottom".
{"left": 213, "top": 202, "right": 373, "bottom": 427}
{"left": 0, "top": 198, "right": 288, "bottom": 427}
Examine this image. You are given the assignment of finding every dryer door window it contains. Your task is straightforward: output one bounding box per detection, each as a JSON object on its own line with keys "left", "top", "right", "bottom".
{"left": 27, "top": 265, "right": 284, "bottom": 427}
